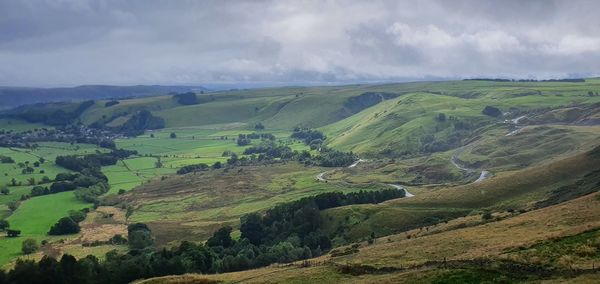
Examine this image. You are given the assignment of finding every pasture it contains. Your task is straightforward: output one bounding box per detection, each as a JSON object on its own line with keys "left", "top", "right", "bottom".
{"left": 0, "top": 191, "right": 89, "bottom": 267}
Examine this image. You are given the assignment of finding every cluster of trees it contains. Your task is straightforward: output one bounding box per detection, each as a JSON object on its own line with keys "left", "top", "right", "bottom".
{"left": 236, "top": 134, "right": 251, "bottom": 146}
{"left": 290, "top": 128, "right": 326, "bottom": 146}
{"left": 0, "top": 189, "right": 405, "bottom": 283}
{"left": 172, "top": 92, "right": 198, "bottom": 105}
{"left": 0, "top": 156, "right": 14, "bottom": 163}
{"left": 55, "top": 150, "right": 136, "bottom": 173}
{"left": 118, "top": 110, "right": 165, "bottom": 136}
{"left": 482, "top": 106, "right": 502, "bottom": 117}
{"left": 236, "top": 132, "right": 276, "bottom": 146}
{"left": 343, "top": 92, "right": 400, "bottom": 114}
{"left": 48, "top": 210, "right": 87, "bottom": 235}
{"left": 104, "top": 100, "right": 120, "bottom": 107}
{"left": 176, "top": 163, "right": 209, "bottom": 175}
{"left": 310, "top": 148, "right": 357, "bottom": 167}
{"left": 242, "top": 141, "right": 294, "bottom": 159}
{"left": 42, "top": 150, "right": 134, "bottom": 202}
{"left": 225, "top": 146, "right": 354, "bottom": 168}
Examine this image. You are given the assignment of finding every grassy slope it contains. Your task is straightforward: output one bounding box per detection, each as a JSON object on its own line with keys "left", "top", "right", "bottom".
{"left": 321, "top": 81, "right": 600, "bottom": 156}
{"left": 122, "top": 162, "right": 386, "bottom": 245}
{"left": 137, "top": 192, "right": 600, "bottom": 283}
{"left": 321, "top": 145, "right": 600, "bottom": 242}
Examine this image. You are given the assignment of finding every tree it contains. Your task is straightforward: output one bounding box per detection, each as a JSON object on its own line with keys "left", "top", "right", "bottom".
{"left": 0, "top": 219, "right": 9, "bottom": 231}
{"left": 0, "top": 186, "right": 9, "bottom": 195}
{"left": 212, "top": 161, "right": 222, "bottom": 169}
{"left": 8, "top": 201, "right": 18, "bottom": 212}
{"left": 21, "top": 239, "right": 39, "bottom": 254}
{"left": 7, "top": 229, "right": 21, "bottom": 237}
{"left": 207, "top": 226, "right": 234, "bottom": 248}
{"left": 240, "top": 213, "right": 264, "bottom": 245}
{"left": 436, "top": 113, "right": 447, "bottom": 122}
{"left": 40, "top": 176, "right": 51, "bottom": 184}
{"left": 482, "top": 106, "right": 502, "bottom": 117}
{"left": 173, "top": 92, "right": 198, "bottom": 105}
{"left": 48, "top": 217, "right": 80, "bottom": 235}
{"left": 27, "top": 177, "right": 35, "bottom": 186}
{"left": 68, "top": 210, "right": 87, "bottom": 223}
{"left": 255, "top": 122, "right": 265, "bottom": 130}
{"left": 128, "top": 223, "right": 153, "bottom": 249}
{"left": 170, "top": 132, "right": 177, "bottom": 139}
{"left": 482, "top": 212, "right": 493, "bottom": 220}
{"left": 125, "top": 205, "right": 134, "bottom": 221}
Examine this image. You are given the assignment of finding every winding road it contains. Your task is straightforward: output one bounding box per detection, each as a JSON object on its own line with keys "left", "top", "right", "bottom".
{"left": 317, "top": 115, "right": 531, "bottom": 190}
{"left": 450, "top": 145, "right": 491, "bottom": 183}
{"left": 315, "top": 159, "right": 415, "bottom": 198}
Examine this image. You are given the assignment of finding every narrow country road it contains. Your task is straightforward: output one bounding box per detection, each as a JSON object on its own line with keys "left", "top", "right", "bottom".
{"left": 315, "top": 159, "right": 415, "bottom": 197}
{"left": 386, "top": 183, "right": 414, "bottom": 197}
{"left": 451, "top": 145, "right": 491, "bottom": 183}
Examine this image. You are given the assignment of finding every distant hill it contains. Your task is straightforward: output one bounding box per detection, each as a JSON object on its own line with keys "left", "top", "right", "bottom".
{"left": 0, "top": 85, "right": 208, "bottom": 109}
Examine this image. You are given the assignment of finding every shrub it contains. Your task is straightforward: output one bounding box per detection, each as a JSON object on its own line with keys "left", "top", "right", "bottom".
{"left": 482, "top": 212, "right": 493, "bottom": 220}
{"left": 7, "top": 229, "right": 21, "bottom": 237}
{"left": 482, "top": 106, "right": 502, "bottom": 117}
{"left": 0, "top": 220, "right": 9, "bottom": 231}
{"left": 21, "top": 239, "right": 39, "bottom": 254}
{"left": 128, "top": 223, "right": 153, "bottom": 250}
{"left": 48, "top": 217, "right": 80, "bottom": 235}
{"left": 105, "top": 100, "right": 120, "bottom": 107}
{"left": 173, "top": 92, "right": 198, "bottom": 105}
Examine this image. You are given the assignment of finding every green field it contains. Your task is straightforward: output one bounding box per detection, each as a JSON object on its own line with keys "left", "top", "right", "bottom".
{"left": 0, "top": 191, "right": 89, "bottom": 266}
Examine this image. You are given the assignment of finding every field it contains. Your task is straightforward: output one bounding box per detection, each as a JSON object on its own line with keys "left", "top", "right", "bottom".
{"left": 121, "top": 162, "right": 385, "bottom": 244}
{"left": 0, "top": 191, "right": 89, "bottom": 266}
{"left": 0, "top": 125, "right": 313, "bottom": 266}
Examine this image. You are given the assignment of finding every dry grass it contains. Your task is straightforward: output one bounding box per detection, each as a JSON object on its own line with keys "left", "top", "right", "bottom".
{"left": 137, "top": 192, "right": 600, "bottom": 283}
{"left": 335, "top": 192, "right": 600, "bottom": 268}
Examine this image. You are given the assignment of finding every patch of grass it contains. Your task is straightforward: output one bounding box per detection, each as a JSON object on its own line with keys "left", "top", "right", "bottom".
{"left": 0, "top": 191, "right": 89, "bottom": 266}
{"left": 508, "top": 228, "right": 600, "bottom": 269}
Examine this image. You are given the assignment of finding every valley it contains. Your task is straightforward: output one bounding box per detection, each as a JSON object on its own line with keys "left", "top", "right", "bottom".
{"left": 0, "top": 79, "right": 599, "bottom": 283}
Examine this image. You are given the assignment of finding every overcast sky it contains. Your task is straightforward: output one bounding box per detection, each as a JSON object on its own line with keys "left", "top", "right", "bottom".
{"left": 0, "top": 0, "right": 599, "bottom": 87}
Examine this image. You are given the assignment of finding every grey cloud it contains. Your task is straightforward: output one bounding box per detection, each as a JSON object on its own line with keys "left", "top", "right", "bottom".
{"left": 0, "top": 0, "right": 598, "bottom": 86}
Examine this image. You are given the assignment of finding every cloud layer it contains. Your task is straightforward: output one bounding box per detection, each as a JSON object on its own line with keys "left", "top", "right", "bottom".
{"left": 1, "top": 0, "right": 599, "bottom": 86}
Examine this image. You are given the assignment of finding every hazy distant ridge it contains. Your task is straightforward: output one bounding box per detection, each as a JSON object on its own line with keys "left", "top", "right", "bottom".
{"left": 0, "top": 85, "right": 208, "bottom": 109}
